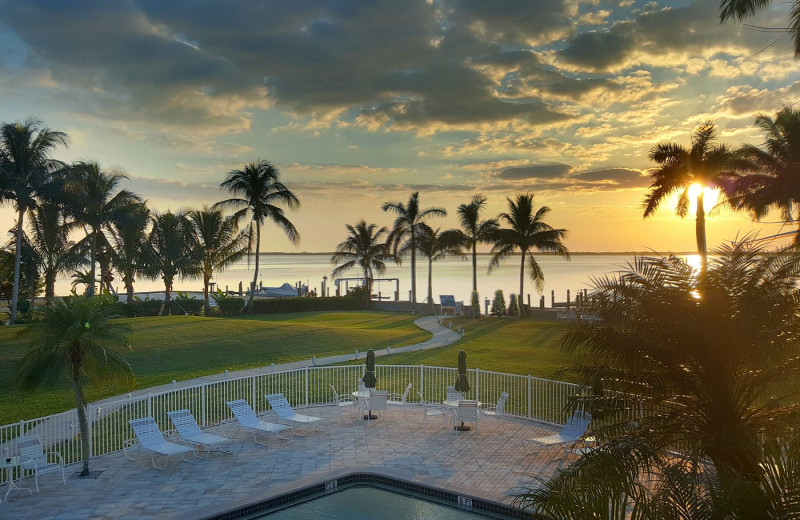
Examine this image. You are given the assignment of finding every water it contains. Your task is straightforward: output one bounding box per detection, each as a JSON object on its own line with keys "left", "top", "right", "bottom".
{"left": 53, "top": 252, "right": 685, "bottom": 304}
{"left": 256, "top": 486, "right": 497, "bottom": 519}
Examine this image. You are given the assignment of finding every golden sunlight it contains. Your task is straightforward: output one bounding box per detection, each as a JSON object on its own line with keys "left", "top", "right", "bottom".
{"left": 687, "top": 183, "right": 720, "bottom": 213}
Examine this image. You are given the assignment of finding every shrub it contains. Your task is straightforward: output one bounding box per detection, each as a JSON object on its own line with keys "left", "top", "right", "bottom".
{"left": 508, "top": 294, "right": 518, "bottom": 317}
{"left": 212, "top": 290, "right": 244, "bottom": 316}
{"left": 110, "top": 297, "right": 162, "bottom": 317}
{"left": 170, "top": 292, "right": 204, "bottom": 316}
{"left": 491, "top": 289, "right": 506, "bottom": 317}
{"left": 471, "top": 290, "right": 480, "bottom": 318}
{"left": 250, "top": 294, "right": 364, "bottom": 314}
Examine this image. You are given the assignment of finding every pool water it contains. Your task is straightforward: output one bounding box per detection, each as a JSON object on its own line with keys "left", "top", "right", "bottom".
{"left": 257, "top": 485, "right": 497, "bottom": 519}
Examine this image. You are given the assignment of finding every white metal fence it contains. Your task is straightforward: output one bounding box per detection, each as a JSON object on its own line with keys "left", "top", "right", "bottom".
{"left": 0, "top": 364, "right": 580, "bottom": 470}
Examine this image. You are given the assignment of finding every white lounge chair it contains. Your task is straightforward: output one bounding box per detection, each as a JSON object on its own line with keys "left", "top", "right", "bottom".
{"left": 364, "top": 390, "right": 389, "bottom": 420}
{"left": 16, "top": 437, "right": 66, "bottom": 492}
{"left": 453, "top": 400, "right": 479, "bottom": 432}
{"left": 418, "top": 391, "right": 449, "bottom": 426}
{"left": 265, "top": 393, "right": 325, "bottom": 434}
{"left": 225, "top": 399, "right": 290, "bottom": 445}
{"left": 330, "top": 385, "right": 357, "bottom": 420}
{"left": 388, "top": 382, "right": 412, "bottom": 409}
{"left": 167, "top": 409, "right": 234, "bottom": 456}
{"left": 481, "top": 391, "right": 509, "bottom": 419}
{"left": 125, "top": 417, "right": 198, "bottom": 470}
{"left": 522, "top": 411, "right": 592, "bottom": 458}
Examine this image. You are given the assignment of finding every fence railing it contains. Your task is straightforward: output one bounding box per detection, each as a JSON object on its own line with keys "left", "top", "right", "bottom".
{"left": 0, "top": 364, "right": 580, "bottom": 470}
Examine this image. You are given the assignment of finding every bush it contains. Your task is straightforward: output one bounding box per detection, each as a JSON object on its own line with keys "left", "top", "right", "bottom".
{"left": 471, "top": 290, "right": 480, "bottom": 318}
{"left": 170, "top": 292, "right": 204, "bottom": 316}
{"left": 251, "top": 294, "right": 364, "bottom": 314}
{"left": 110, "top": 297, "right": 163, "bottom": 317}
{"left": 491, "top": 289, "right": 506, "bottom": 317}
{"left": 212, "top": 290, "right": 244, "bottom": 316}
{"left": 508, "top": 294, "right": 519, "bottom": 317}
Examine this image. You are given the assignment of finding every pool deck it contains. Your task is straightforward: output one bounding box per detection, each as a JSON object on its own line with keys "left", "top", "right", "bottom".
{"left": 2, "top": 406, "right": 571, "bottom": 519}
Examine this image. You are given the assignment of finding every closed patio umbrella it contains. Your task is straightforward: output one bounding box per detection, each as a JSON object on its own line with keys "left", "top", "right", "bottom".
{"left": 362, "top": 348, "right": 378, "bottom": 419}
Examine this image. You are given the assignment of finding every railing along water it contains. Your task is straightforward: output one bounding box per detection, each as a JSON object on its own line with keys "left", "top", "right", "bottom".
{"left": 0, "top": 364, "right": 580, "bottom": 472}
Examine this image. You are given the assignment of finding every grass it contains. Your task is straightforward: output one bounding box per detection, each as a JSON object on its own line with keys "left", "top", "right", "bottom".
{"left": 0, "top": 311, "right": 571, "bottom": 425}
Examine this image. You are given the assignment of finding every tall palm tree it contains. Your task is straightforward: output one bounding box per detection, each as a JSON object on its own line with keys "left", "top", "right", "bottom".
{"left": 17, "top": 294, "right": 133, "bottom": 476}
{"left": 644, "top": 121, "right": 736, "bottom": 271}
{"left": 214, "top": 160, "right": 300, "bottom": 311}
{"left": 107, "top": 202, "right": 151, "bottom": 305}
{"left": 27, "top": 202, "right": 83, "bottom": 305}
{"left": 453, "top": 194, "right": 498, "bottom": 292}
{"left": 382, "top": 191, "right": 447, "bottom": 304}
{"left": 147, "top": 211, "right": 199, "bottom": 313}
{"left": 719, "top": 0, "right": 800, "bottom": 58}
{"left": 0, "top": 117, "right": 68, "bottom": 323}
{"left": 187, "top": 207, "right": 249, "bottom": 314}
{"left": 489, "top": 193, "right": 569, "bottom": 315}
{"left": 331, "top": 220, "right": 392, "bottom": 308}
{"left": 63, "top": 161, "right": 143, "bottom": 297}
{"left": 730, "top": 107, "right": 800, "bottom": 244}
{"left": 417, "top": 227, "right": 464, "bottom": 305}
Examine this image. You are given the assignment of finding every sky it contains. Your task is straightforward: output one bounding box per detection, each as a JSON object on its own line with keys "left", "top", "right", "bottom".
{"left": 1, "top": 0, "right": 798, "bottom": 254}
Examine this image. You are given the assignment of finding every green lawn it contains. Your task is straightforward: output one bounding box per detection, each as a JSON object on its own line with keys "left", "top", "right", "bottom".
{"left": 0, "top": 312, "right": 571, "bottom": 424}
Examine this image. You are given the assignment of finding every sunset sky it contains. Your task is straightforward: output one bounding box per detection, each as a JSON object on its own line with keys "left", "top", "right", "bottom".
{"left": 1, "top": 0, "right": 798, "bottom": 253}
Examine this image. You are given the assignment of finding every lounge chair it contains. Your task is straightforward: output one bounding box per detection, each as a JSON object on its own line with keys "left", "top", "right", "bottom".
{"left": 225, "top": 399, "right": 290, "bottom": 445}
{"left": 363, "top": 390, "right": 389, "bottom": 420}
{"left": 167, "top": 409, "right": 234, "bottom": 456}
{"left": 125, "top": 417, "right": 198, "bottom": 470}
{"left": 330, "top": 385, "right": 357, "bottom": 420}
{"left": 481, "top": 391, "right": 509, "bottom": 419}
{"left": 388, "top": 382, "right": 412, "bottom": 409}
{"left": 418, "top": 391, "right": 449, "bottom": 426}
{"left": 265, "top": 393, "right": 325, "bottom": 434}
{"left": 16, "top": 437, "right": 66, "bottom": 492}
{"left": 522, "top": 411, "right": 592, "bottom": 458}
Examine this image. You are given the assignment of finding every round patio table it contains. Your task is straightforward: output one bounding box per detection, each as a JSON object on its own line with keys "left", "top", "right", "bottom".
{"left": 0, "top": 456, "right": 33, "bottom": 503}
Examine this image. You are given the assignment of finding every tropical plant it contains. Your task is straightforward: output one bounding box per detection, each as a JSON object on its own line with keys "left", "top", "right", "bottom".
{"left": 70, "top": 269, "right": 95, "bottom": 294}
{"left": 27, "top": 202, "right": 83, "bottom": 304}
{"left": 211, "top": 289, "right": 244, "bottom": 316}
{"left": 214, "top": 160, "right": 300, "bottom": 312}
{"left": 470, "top": 290, "right": 480, "bottom": 318}
{"left": 489, "top": 193, "right": 569, "bottom": 315}
{"left": 106, "top": 202, "right": 151, "bottom": 305}
{"left": 416, "top": 226, "right": 464, "bottom": 306}
{"left": 644, "top": 121, "right": 737, "bottom": 271}
{"left": 382, "top": 191, "right": 447, "bottom": 304}
{"left": 719, "top": 0, "right": 800, "bottom": 58}
{"left": 330, "top": 220, "right": 392, "bottom": 308}
{"left": 0, "top": 117, "right": 68, "bottom": 323}
{"left": 17, "top": 294, "right": 133, "bottom": 476}
{"left": 146, "top": 211, "right": 199, "bottom": 313}
{"left": 453, "top": 194, "right": 498, "bottom": 292}
{"left": 187, "top": 207, "right": 249, "bottom": 314}
{"left": 508, "top": 293, "right": 519, "bottom": 317}
{"left": 62, "top": 161, "right": 143, "bottom": 297}
{"left": 491, "top": 289, "right": 506, "bottom": 316}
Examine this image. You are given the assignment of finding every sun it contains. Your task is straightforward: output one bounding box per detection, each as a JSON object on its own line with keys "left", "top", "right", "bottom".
{"left": 687, "top": 183, "right": 720, "bottom": 213}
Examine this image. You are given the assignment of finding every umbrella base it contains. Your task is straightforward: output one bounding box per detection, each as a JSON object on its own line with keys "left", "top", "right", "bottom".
{"left": 363, "top": 413, "right": 378, "bottom": 420}
{"left": 454, "top": 423, "right": 471, "bottom": 431}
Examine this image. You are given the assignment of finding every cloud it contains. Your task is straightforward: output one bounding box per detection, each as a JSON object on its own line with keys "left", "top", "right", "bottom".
{"left": 498, "top": 163, "right": 573, "bottom": 180}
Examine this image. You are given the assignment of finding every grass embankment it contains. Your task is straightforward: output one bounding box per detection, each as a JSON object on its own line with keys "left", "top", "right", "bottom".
{"left": 0, "top": 312, "right": 571, "bottom": 424}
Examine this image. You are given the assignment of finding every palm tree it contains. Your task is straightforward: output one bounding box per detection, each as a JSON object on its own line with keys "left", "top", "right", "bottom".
{"left": 17, "top": 294, "right": 133, "bottom": 476}
{"left": 187, "top": 207, "right": 249, "bottom": 314}
{"left": 106, "top": 202, "right": 151, "bottom": 305}
{"left": 719, "top": 0, "right": 800, "bottom": 58}
{"left": 514, "top": 239, "right": 800, "bottom": 517}
{"left": 489, "top": 193, "right": 569, "bottom": 315}
{"left": 147, "top": 211, "right": 199, "bottom": 313}
{"left": 417, "top": 227, "right": 464, "bottom": 306}
{"left": 382, "top": 191, "right": 447, "bottom": 304}
{"left": 214, "top": 160, "right": 300, "bottom": 311}
{"left": 27, "top": 202, "right": 83, "bottom": 305}
{"left": 453, "top": 194, "right": 498, "bottom": 292}
{"left": 644, "top": 121, "right": 736, "bottom": 271}
{"left": 63, "top": 161, "right": 143, "bottom": 296}
{"left": 330, "top": 220, "right": 392, "bottom": 308}
{"left": 0, "top": 117, "right": 68, "bottom": 323}
{"left": 729, "top": 107, "right": 800, "bottom": 244}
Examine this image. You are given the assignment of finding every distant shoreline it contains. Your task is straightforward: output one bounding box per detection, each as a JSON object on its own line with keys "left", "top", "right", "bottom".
{"left": 258, "top": 250, "right": 697, "bottom": 256}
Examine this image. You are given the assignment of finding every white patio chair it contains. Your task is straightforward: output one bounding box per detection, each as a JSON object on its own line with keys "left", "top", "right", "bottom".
{"left": 364, "top": 390, "right": 389, "bottom": 421}
{"left": 330, "top": 385, "right": 357, "bottom": 420}
{"left": 265, "top": 393, "right": 325, "bottom": 435}
{"left": 453, "top": 400, "right": 479, "bottom": 432}
{"left": 388, "top": 383, "right": 412, "bottom": 409}
{"left": 446, "top": 385, "right": 464, "bottom": 402}
{"left": 16, "top": 437, "right": 66, "bottom": 492}
{"left": 358, "top": 380, "right": 367, "bottom": 392}
{"left": 225, "top": 399, "right": 290, "bottom": 445}
{"left": 522, "top": 411, "right": 592, "bottom": 458}
{"left": 125, "top": 417, "right": 198, "bottom": 470}
{"left": 481, "top": 391, "right": 509, "bottom": 419}
{"left": 418, "top": 391, "right": 449, "bottom": 426}
{"left": 167, "top": 409, "right": 234, "bottom": 456}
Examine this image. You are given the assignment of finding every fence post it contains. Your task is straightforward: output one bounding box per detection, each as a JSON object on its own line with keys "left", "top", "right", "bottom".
{"left": 252, "top": 375, "right": 257, "bottom": 412}
{"left": 304, "top": 367, "right": 310, "bottom": 407}
{"left": 147, "top": 393, "right": 152, "bottom": 418}
{"left": 201, "top": 384, "right": 207, "bottom": 427}
{"left": 475, "top": 368, "right": 480, "bottom": 403}
{"left": 527, "top": 375, "right": 532, "bottom": 419}
{"left": 420, "top": 364, "right": 425, "bottom": 401}
{"left": 87, "top": 404, "right": 94, "bottom": 460}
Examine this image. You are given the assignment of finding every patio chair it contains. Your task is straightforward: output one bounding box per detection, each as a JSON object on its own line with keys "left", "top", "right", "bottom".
{"left": 522, "top": 411, "right": 592, "bottom": 458}
{"left": 481, "top": 391, "right": 509, "bottom": 419}
{"left": 330, "top": 384, "right": 357, "bottom": 420}
{"left": 265, "top": 393, "right": 325, "bottom": 434}
{"left": 453, "top": 400, "right": 479, "bottom": 432}
{"left": 225, "top": 400, "right": 290, "bottom": 445}
{"left": 388, "top": 382, "right": 412, "bottom": 408}
{"left": 16, "top": 437, "right": 66, "bottom": 492}
{"left": 125, "top": 417, "right": 198, "bottom": 470}
{"left": 364, "top": 390, "right": 389, "bottom": 421}
{"left": 167, "top": 409, "right": 234, "bottom": 456}
{"left": 418, "top": 391, "right": 449, "bottom": 426}
{"left": 446, "top": 385, "right": 464, "bottom": 402}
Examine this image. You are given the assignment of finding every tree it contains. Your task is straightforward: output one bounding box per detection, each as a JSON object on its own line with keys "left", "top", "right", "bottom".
{"left": 644, "top": 121, "right": 736, "bottom": 271}
{"left": 416, "top": 226, "right": 464, "bottom": 306}
{"left": 516, "top": 240, "right": 800, "bottom": 517}
{"left": 453, "top": 194, "right": 498, "bottom": 292}
{"left": 214, "top": 160, "right": 300, "bottom": 312}
{"left": 0, "top": 117, "right": 68, "bottom": 323}
{"left": 27, "top": 202, "right": 83, "bottom": 305}
{"left": 489, "top": 193, "right": 569, "bottom": 316}
{"left": 729, "top": 107, "right": 800, "bottom": 244}
{"left": 147, "top": 211, "right": 199, "bottom": 313}
{"left": 187, "top": 207, "right": 248, "bottom": 314}
{"left": 330, "top": 220, "right": 391, "bottom": 308}
{"left": 382, "top": 191, "right": 446, "bottom": 304}
{"left": 17, "top": 294, "right": 133, "bottom": 476}
{"left": 106, "top": 202, "right": 151, "bottom": 305}
{"left": 63, "top": 161, "right": 143, "bottom": 297}
{"left": 719, "top": 0, "right": 800, "bottom": 58}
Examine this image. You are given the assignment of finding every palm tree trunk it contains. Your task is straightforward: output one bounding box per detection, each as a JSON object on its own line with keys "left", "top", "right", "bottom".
{"left": 126, "top": 279, "right": 134, "bottom": 306}
{"left": 248, "top": 221, "right": 261, "bottom": 312}
{"left": 519, "top": 251, "right": 527, "bottom": 317}
{"left": 89, "top": 230, "right": 97, "bottom": 296}
{"left": 163, "top": 277, "right": 172, "bottom": 315}
{"left": 471, "top": 241, "right": 478, "bottom": 292}
{"left": 363, "top": 266, "right": 371, "bottom": 310}
{"left": 427, "top": 257, "right": 433, "bottom": 305}
{"left": 696, "top": 193, "right": 707, "bottom": 272}
{"left": 410, "top": 237, "right": 417, "bottom": 304}
{"left": 10, "top": 207, "right": 25, "bottom": 324}
{"left": 73, "top": 368, "right": 91, "bottom": 476}
{"left": 203, "top": 273, "right": 211, "bottom": 315}
{"left": 45, "top": 271, "right": 56, "bottom": 305}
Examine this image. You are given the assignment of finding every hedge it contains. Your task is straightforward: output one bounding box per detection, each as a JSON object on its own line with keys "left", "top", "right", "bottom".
{"left": 250, "top": 295, "right": 364, "bottom": 314}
